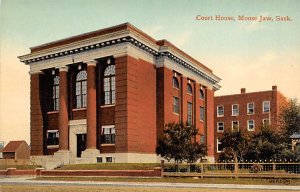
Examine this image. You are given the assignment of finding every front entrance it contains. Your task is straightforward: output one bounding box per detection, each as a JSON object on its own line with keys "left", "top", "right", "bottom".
{"left": 77, "top": 134, "right": 86, "bottom": 157}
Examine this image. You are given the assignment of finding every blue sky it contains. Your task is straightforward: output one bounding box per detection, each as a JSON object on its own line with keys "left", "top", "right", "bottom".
{"left": 0, "top": 0, "right": 299, "bottom": 144}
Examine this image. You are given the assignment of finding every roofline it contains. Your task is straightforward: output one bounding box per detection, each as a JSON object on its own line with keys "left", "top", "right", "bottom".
{"left": 28, "top": 22, "right": 214, "bottom": 74}
{"left": 215, "top": 89, "right": 276, "bottom": 98}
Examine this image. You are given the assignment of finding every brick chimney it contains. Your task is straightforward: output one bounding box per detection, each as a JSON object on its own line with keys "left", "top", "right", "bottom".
{"left": 241, "top": 88, "right": 246, "bottom": 94}
{"left": 272, "top": 85, "right": 277, "bottom": 91}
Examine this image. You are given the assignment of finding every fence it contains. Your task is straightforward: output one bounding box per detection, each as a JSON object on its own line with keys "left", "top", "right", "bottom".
{"left": 0, "top": 159, "right": 31, "bottom": 168}
{"left": 162, "top": 163, "right": 300, "bottom": 179}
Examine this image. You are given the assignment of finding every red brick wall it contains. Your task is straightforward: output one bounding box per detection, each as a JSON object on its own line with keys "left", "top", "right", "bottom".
{"left": 47, "top": 112, "right": 59, "bottom": 130}
{"left": 206, "top": 88, "right": 215, "bottom": 157}
{"left": 30, "top": 73, "right": 44, "bottom": 155}
{"left": 214, "top": 88, "right": 286, "bottom": 159}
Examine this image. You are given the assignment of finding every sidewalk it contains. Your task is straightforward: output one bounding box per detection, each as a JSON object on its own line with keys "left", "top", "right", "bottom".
{"left": 0, "top": 176, "right": 299, "bottom": 191}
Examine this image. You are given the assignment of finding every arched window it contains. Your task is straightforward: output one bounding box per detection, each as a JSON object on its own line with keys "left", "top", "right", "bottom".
{"left": 103, "top": 65, "right": 115, "bottom": 105}
{"left": 75, "top": 70, "right": 87, "bottom": 108}
{"left": 200, "top": 89, "right": 205, "bottom": 99}
{"left": 187, "top": 84, "right": 193, "bottom": 94}
{"left": 53, "top": 76, "right": 59, "bottom": 111}
{"left": 172, "top": 77, "right": 179, "bottom": 89}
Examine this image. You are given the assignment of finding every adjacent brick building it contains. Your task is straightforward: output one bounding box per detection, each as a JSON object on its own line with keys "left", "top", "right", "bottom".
{"left": 18, "top": 23, "right": 220, "bottom": 166}
{"left": 214, "top": 86, "right": 287, "bottom": 159}
{"left": 0, "top": 141, "right": 30, "bottom": 159}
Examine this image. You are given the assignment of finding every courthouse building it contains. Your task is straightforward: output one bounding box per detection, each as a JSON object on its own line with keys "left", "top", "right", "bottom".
{"left": 18, "top": 23, "right": 220, "bottom": 167}
{"left": 214, "top": 86, "right": 287, "bottom": 158}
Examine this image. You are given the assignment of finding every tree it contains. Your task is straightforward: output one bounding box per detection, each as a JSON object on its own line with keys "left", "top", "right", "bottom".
{"left": 219, "top": 130, "right": 249, "bottom": 162}
{"left": 245, "top": 125, "right": 287, "bottom": 161}
{"left": 280, "top": 98, "right": 300, "bottom": 138}
{"left": 156, "top": 122, "right": 206, "bottom": 164}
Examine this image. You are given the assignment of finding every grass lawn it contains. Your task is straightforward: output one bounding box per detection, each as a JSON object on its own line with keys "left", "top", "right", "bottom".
{"left": 0, "top": 165, "right": 41, "bottom": 170}
{"left": 34, "top": 176, "right": 300, "bottom": 186}
{"left": 57, "top": 163, "right": 160, "bottom": 170}
{"left": 0, "top": 185, "right": 297, "bottom": 192}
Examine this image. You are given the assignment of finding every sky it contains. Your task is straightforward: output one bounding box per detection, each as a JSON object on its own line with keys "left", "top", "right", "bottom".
{"left": 0, "top": 0, "right": 299, "bottom": 145}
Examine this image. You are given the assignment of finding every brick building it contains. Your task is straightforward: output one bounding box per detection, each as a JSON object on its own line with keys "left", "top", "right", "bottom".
{"left": 214, "top": 86, "right": 287, "bottom": 159}
{"left": 0, "top": 141, "right": 30, "bottom": 159}
{"left": 18, "top": 23, "right": 220, "bottom": 166}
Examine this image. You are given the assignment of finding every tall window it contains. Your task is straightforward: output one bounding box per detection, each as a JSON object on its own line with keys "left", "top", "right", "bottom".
{"left": 217, "top": 122, "right": 224, "bottom": 132}
{"left": 46, "top": 130, "right": 59, "bottom": 146}
{"left": 187, "top": 102, "right": 193, "bottom": 125}
{"left": 247, "top": 120, "right": 255, "bottom": 131}
{"left": 172, "top": 77, "right": 179, "bottom": 89}
{"left": 75, "top": 70, "right": 87, "bottom": 108}
{"left": 217, "top": 139, "right": 223, "bottom": 153}
{"left": 232, "top": 121, "right": 239, "bottom": 131}
{"left": 217, "top": 105, "right": 224, "bottom": 117}
{"left": 53, "top": 76, "right": 59, "bottom": 111}
{"left": 232, "top": 104, "right": 239, "bottom": 116}
{"left": 101, "top": 126, "right": 115, "bottom": 144}
{"left": 104, "top": 65, "right": 115, "bottom": 105}
{"left": 199, "top": 89, "right": 205, "bottom": 100}
{"left": 187, "top": 84, "right": 193, "bottom": 94}
{"left": 200, "top": 106, "right": 205, "bottom": 121}
{"left": 263, "top": 101, "right": 270, "bottom": 113}
{"left": 247, "top": 103, "right": 254, "bottom": 114}
{"left": 173, "top": 97, "right": 179, "bottom": 114}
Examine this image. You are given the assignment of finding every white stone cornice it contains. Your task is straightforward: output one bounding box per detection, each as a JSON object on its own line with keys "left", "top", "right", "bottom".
{"left": 28, "top": 70, "right": 44, "bottom": 75}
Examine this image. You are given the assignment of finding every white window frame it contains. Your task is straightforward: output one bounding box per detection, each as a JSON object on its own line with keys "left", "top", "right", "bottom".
{"left": 217, "top": 105, "right": 224, "bottom": 117}
{"left": 217, "top": 139, "right": 222, "bottom": 153}
{"left": 263, "top": 101, "right": 270, "bottom": 113}
{"left": 217, "top": 122, "right": 224, "bottom": 132}
{"left": 247, "top": 120, "right": 255, "bottom": 131}
{"left": 247, "top": 102, "right": 255, "bottom": 115}
{"left": 232, "top": 104, "right": 239, "bottom": 116}
{"left": 46, "top": 130, "right": 59, "bottom": 148}
{"left": 231, "top": 121, "right": 239, "bottom": 131}
{"left": 101, "top": 125, "right": 115, "bottom": 145}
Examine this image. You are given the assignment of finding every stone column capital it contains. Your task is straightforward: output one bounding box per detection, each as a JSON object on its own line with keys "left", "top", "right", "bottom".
{"left": 59, "top": 66, "right": 69, "bottom": 72}
{"left": 86, "top": 60, "right": 97, "bottom": 67}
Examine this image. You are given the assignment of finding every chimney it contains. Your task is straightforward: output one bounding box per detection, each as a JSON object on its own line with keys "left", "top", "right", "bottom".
{"left": 272, "top": 85, "right": 277, "bottom": 91}
{"left": 241, "top": 88, "right": 246, "bottom": 94}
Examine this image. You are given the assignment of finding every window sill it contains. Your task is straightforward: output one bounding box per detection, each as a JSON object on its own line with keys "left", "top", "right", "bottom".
{"left": 200, "top": 120, "right": 205, "bottom": 123}
{"left": 231, "top": 114, "right": 239, "bottom": 117}
{"left": 72, "top": 108, "right": 86, "bottom": 111}
{"left": 101, "top": 144, "right": 115, "bottom": 147}
{"left": 47, "top": 111, "right": 59, "bottom": 114}
{"left": 217, "top": 115, "right": 224, "bottom": 117}
{"left": 47, "top": 145, "right": 59, "bottom": 149}
{"left": 173, "top": 87, "right": 180, "bottom": 90}
{"left": 101, "top": 105, "right": 115, "bottom": 108}
{"left": 247, "top": 129, "right": 255, "bottom": 132}
{"left": 173, "top": 112, "right": 180, "bottom": 116}
{"left": 247, "top": 113, "right": 255, "bottom": 115}
{"left": 217, "top": 130, "right": 224, "bottom": 133}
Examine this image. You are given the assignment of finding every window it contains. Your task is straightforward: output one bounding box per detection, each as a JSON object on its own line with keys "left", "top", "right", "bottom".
{"left": 217, "top": 122, "right": 224, "bottom": 132}
{"left": 217, "top": 105, "right": 224, "bottom": 117}
{"left": 187, "top": 102, "right": 193, "bottom": 125}
{"left": 199, "top": 89, "right": 205, "bottom": 100}
{"left": 75, "top": 70, "right": 87, "bottom": 108}
{"left": 200, "top": 135, "right": 205, "bottom": 144}
{"left": 247, "top": 120, "right": 255, "bottom": 131}
{"left": 232, "top": 121, "right": 239, "bottom": 131}
{"left": 52, "top": 76, "right": 59, "bottom": 111}
{"left": 187, "top": 84, "right": 193, "bottom": 94}
{"left": 232, "top": 104, "right": 239, "bottom": 116}
{"left": 101, "top": 126, "right": 115, "bottom": 144}
{"left": 200, "top": 106, "right": 205, "bottom": 121}
{"left": 103, "top": 65, "right": 115, "bottom": 105}
{"left": 263, "top": 101, "right": 270, "bottom": 113}
{"left": 247, "top": 103, "right": 254, "bottom": 114}
{"left": 173, "top": 97, "right": 179, "bottom": 114}
{"left": 217, "top": 139, "right": 223, "bottom": 153}
{"left": 263, "top": 118, "right": 270, "bottom": 126}
{"left": 172, "top": 77, "right": 179, "bottom": 89}
{"left": 46, "top": 130, "right": 59, "bottom": 146}
{"left": 106, "top": 157, "right": 113, "bottom": 163}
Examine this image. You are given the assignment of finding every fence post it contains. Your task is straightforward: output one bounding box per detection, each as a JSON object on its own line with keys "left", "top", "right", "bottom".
{"left": 272, "top": 163, "right": 276, "bottom": 172}
{"left": 200, "top": 163, "right": 204, "bottom": 178}
{"left": 234, "top": 163, "right": 238, "bottom": 178}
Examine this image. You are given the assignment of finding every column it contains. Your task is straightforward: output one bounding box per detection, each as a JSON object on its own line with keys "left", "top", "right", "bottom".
{"left": 86, "top": 61, "right": 97, "bottom": 149}
{"left": 58, "top": 66, "right": 69, "bottom": 150}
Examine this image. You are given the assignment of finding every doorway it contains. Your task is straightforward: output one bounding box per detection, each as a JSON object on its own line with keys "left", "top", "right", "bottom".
{"left": 77, "top": 134, "right": 86, "bottom": 157}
